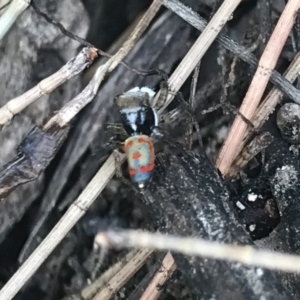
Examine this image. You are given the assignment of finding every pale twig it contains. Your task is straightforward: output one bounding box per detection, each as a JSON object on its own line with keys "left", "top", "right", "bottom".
{"left": 185, "top": 61, "right": 201, "bottom": 149}
{"left": 0, "top": 0, "right": 11, "bottom": 16}
{"left": 140, "top": 252, "right": 176, "bottom": 300}
{"left": 253, "top": 52, "right": 300, "bottom": 128}
{"left": 0, "top": 153, "right": 124, "bottom": 300}
{"left": 156, "top": 0, "right": 243, "bottom": 111}
{"left": 71, "top": 250, "right": 139, "bottom": 300}
{"left": 43, "top": 57, "right": 112, "bottom": 129}
{"left": 0, "top": 47, "right": 98, "bottom": 126}
{"left": 228, "top": 51, "right": 300, "bottom": 176}
{"left": 164, "top": 0, "right": 300, "bottom": 103}
{"left": 107, "top": 0, "right": 162, "bottom": 72}
{"left": 216, "top": 0, "right": 300, "bottom": 175}
{"left": 95, "top": 230, "right": 300, "bottom": 274}
{"left": 0, "top": 0, "right": 29, "bottom": 41}
{"left": 92, "top": 248, "right": 154, "bottom": 300}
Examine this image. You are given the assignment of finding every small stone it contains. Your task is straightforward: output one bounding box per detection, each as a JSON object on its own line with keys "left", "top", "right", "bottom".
{"left": 249, "top": 224, "right": 256, "bottom": 232}
{"left": 236, "top": 201, "right": 246, "bottom": 210}
{"left": 248, "top": 193, "right": 258, "bottom": 202}
{"left": 277, "top": 103, "right": 300, "bottom": 144}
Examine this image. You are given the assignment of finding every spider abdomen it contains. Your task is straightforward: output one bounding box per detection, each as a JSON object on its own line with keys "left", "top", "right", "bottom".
{"left": 124, "top": 135, "right": 155, "bottom": 188}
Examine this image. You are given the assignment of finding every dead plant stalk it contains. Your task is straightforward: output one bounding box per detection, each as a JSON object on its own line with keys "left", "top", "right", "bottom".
{"left": 230, "top": 51, "right": 300, "bottom": 175}
{"left": 0, "top": 0, "right": 29, "bottom": 41}
{"left": 95, "top": 230, "right": 300, "bottom": 274}
{"left": 0, "top": 47, "right": 97, "bottom": 126}
{"left": 92, "top": 249, "right": 154, "bottom": 300}
{"left": 216, "top": 0, "right": 300, "bottom": 175}
{"left": 139, "top": 252, "right": 176, "bottom": 300}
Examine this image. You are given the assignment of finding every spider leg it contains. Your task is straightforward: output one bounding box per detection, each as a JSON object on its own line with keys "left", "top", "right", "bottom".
{"left": 160, "top": 107, "right": 186, "bottom": 125}
{"left": 112, "top": 149, "right": 125, "bottom": 178}
{"left": 112, "top": 149, "right": 140, "bottom": 193}
{"left": 152, "top": 81, "right": 169, "bottom": 110}
{"left": 105, "top": 123, "right": 127, "bottom": 138}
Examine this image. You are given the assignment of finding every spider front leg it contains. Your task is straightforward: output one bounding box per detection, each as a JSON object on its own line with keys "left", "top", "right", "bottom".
{"left": 106, "top": 123, "right": 140, "bottom": 193}
{"left": 113, "top": 149, "right": 140, "bottom": 194}
{"left": 155, "top": 81, "right": 193, "bottom": 120}
{"left": 150, "top": 81, "right": 169, "bottom": 110}
{"left": 112, "top": 148, "right": 125, "bottom": 179}
{"left": 104, "top": 122, "right": 126, "bottom": 176}
{"left": 105, "top": 123, "right": 128, "bottom": 141}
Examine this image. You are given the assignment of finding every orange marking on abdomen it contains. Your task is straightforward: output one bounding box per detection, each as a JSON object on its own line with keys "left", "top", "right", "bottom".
{"left": 138, "top": 136, "right": 148, "bottom": 143}
{"left": 125, "top": 140, "right": 133, "bottom": 147}
{"left": 132, "top": 152, "right": 141, "bottom": 159}
{"left": 140, "top": 163, "right": 155, "bottom": 173}
{"left": 129, "top": 168, "right": 137, "bottom": 175}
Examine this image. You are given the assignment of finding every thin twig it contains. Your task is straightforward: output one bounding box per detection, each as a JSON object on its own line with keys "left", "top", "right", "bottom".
{"left": 216, "top": 0, "right": 300, "bottom": 175}
{"left": 107, "top": 0, "right": 162, "bottom": 72}
{"left": 140, "top": 252, "right": 176, "bottom": 300}
{"left": 252, "top": 52, "right": 300, "bottom": 130}
{"left": 0, "top": 153, "right": 124, "bottom": 300}
{"left": 156, "top": 0, "right": 243, "bottom": 111}
{"left": 43, "top": 57, "right": 112, "bottom": 129}
{"left": 92, "top": 248, "right": 154, "bottom": 300}
{"left": 163, "top": 0, "right": 300, "bottom": 103}
{"left": 72, "top": 250, "right": 139, "bottom": 300}
{"left": 0, "top": 0, "right": 11, "bottom": 16}
{"left": 228, "top": 132, "right": 274, "bottom": 178}
{"left": 95, "top": 229, "right": 300, "bottom": 274}
{"left": 185, "top": 61, "right": 201, "bottom": 149}
{"left": 230, "top": 51, "right": 300, "bottom": 175}
{"left": 0, "top": 0, "right": 29, "bottom": 41}
{"left": 0, "top": 47, "right": 98, "bottom": 126}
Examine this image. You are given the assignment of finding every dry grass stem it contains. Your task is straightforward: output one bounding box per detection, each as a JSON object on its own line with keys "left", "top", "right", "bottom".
{"left": 74, "top": 250, "right": 138, "bottom": 300}
{"left": 108, "top": 0, "right": 163, "bottom": 71}
{"left": 43, "top": 57, "right": 112, "bottom": 129}
{"left": 0, "top": 0, "right": 29, "bottom": 41}
{"left": 95, "top": 230, "right": 300, "bottom": 274}
{"left": 92, "top": 248, "right": 154, "bottom": 300}
{"left": 0, "top": 0, "right": 10, "bottom": 17}
{"left": 140, "top": 252, "right": 176, "bottom": 300}
{"left": 157, "top": 0, "right": 243, "bottom": 111}
{"left": 0, "top": 47, "right": 97, "bottom": 126}
{"left": 216, "top": 0, "right": 300, "bottom": 175}
{"left": 229, "top": 132, "right": 273, "bottom": 178}
{"left": 229, "top": 51, "right": 300, "bottom": 173}
{"left": 0, "top": 153, "right": 124, "bottom": 300}
{"left": 164, "top": 0, "right": 300, "bottom": 104}
{"left": 253, "top": 52, "right": 300, "bottom": 127}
